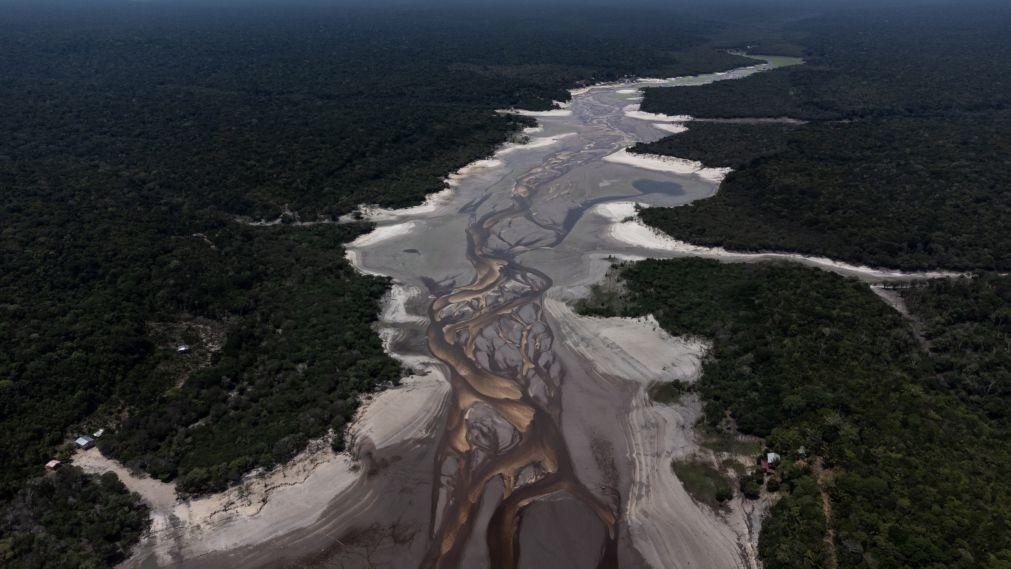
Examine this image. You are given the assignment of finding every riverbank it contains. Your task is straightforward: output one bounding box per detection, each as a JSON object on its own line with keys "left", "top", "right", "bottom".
{"left": 113, "top": 52, "right": 822, "bottom": 568}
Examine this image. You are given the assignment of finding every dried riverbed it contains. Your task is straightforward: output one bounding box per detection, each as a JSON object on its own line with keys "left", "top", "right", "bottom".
{"left": 96, "top": 54, "right": 951, "bottom": 569}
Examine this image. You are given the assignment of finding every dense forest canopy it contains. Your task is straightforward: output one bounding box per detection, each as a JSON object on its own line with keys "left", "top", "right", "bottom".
{"left": 601, "top": 5, "right": 1011, "bottom": 566}
{"left": 636, "top": 5, "right": 1011, "bottom": 270}
{"left": 0, "top": 3, "right": 754, "bottom": 567}
{"left": 638, "top": 113, "right": 1011, "bottom": 270}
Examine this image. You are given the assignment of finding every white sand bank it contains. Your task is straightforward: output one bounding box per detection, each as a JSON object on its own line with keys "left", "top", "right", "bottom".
{"left": 352, "top": 158, "right": 503, "bottom": 223}
{"left": 623, "top": 103, "right": 693, "bottom": 123}
{"left": 500, "top": 132, "right": 576, "bottom": 155}
{"left": 596, "top": 202, "right": 966, "bottom": 280}
{"left": 603, "top": 149, "right": 731, "bottom": 183}
{"left": 545, "top": 299, "right": 756, "bottom": 569}
{"left": 381, "top": 283, "right": 429, "bottom": 325}
{"left": 544, "top": 298, "right": 706, "bottom": 384}
{"left": 653, "top": 123, "right": 689, "bottom": 135}
{"left": 348, "top": 221, "right": 417, "bottom": 248}
{"left": 506, "top": 108, "right": 573, "bottom": 117}
{"left": 353, "top": 328, "right": 449, "bottom": 451}
{"left": 76, "top": 441, "right": 358, "bottom": 565}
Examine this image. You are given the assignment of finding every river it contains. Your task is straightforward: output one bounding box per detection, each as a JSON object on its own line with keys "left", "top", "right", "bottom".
{"left": 124, "top": 54, "right": 939, "bottom": 569}
{"left": 301, "top": 53, "right": 797, "bottom": 569}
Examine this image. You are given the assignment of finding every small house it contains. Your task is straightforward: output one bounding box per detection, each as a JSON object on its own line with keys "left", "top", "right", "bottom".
{"left": 45, "top": 460, "right": 62, "bottom": 471}
{"left": 93, "top": 428, "right": 105, "bottom": 438}
{"left": 759, "top": 452, "right": 782, "bottom": 474}
{"left": 75, "top": 435, "right": 95, "bottom": 449}
{"left": 176, "top": 344, "right": 191, "bottom": 354}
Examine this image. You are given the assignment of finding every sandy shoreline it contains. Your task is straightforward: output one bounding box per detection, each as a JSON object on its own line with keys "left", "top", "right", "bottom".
{"left": 653, "top": 123, "right": 689, "bottom": 135}
{"left": 595, "top": 201, "right": 965, "bottom": 280}
{"left": 86, "top": 273, "right": 446, "bottom": 567}
{"left": 545, "top": 298, "right": 763, "bottom": 569}
{"left": 75, "top": 440, "right": 359, "bottom": 566}
{"left": 604, "top": 149, "right": 731, "bottom": 183}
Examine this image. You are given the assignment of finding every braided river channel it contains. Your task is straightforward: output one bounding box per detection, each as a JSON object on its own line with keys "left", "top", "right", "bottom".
{"left": 130, "top": 53, "right": 952, "bottom": 569}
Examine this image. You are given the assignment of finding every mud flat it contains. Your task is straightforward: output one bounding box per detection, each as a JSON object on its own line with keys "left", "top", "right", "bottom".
{"left": 118, "top": 54, "right": 827, "bottom": 569}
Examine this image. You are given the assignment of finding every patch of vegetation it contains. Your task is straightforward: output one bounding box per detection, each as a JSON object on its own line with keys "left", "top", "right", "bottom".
{"left": 720, "top": 457, "right": 747, "bottom": 477}
{"left": 580, "top": 259, "right": 1011, "bottom": 568}
{"left": 0, "top": 467, "right": 149, "bottom": 569}
{"left": 739, "top": 467, "right": 766, "bottom": 500}
{"left": 672, "top": 459, "right": 734, "bottom": 509}
{"left": 648, "top": 379, "right": 691, "bottom": 405}
{"left": 700, "top": 427, "right": 764, "bottom": 457}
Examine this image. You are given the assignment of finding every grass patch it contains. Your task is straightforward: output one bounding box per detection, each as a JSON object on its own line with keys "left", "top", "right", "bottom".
{"left": 721, "top": 457, "right": 748, "bottom": 477}
{"left": 648, "top": 379, "right": 691, "bottom": 405}
{"left": 574, "top": 263, "right": 629, "bottom": 316}
{"left": 701, "top": 426, "right": 764, "bottom": 457}
{"left": 672, "top": 459, "right": 734, "bottom": 509}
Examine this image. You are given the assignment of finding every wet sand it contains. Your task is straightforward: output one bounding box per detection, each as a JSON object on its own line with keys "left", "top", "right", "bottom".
{"left": 103, "top": 53, "right": 952, "bottom": 569}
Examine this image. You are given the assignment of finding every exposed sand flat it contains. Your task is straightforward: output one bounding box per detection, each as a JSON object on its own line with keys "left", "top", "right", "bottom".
{"left": 352, "top": 325, "right": 451, "bottom": 450}
{"left": 544, "top": 298, "right": 758, "bottom": 569}
{"left": 348, "top": 359, "right": 449, "bottom": 452}
{"left": 76, "top": 441, "right": 359, "bottom": 566}
{"left": 73, "top": 448, "right": 178, "bottom": 512}
{"left": 624, "top": 105, "right": 694, "bottom": 123}
{"left": 499, "top": 132, "right": 577, "bottom": 154}
{"left": 83, "top": 345, "right": 447, "bottom": 568}
{"left": 447, "top": 158, "right": 506, "bottom": 186}
{"left": 348, "top": 221, "right": 417, "bottom": 248}
{"left": 604, "top": 149, "right": 731, "bottom": 183}
{"left": 381, "top": 283, "right": 429, "bottom": 325}
{"left": 356, "top": 189, "right": 455, "bottom": 222}
{"left": 596, "top": 202, "right": 966, "bottom": 280}
{"left": 653, "top": 123, "right": 689, "bottom": 135}
{"left": 505, "top": 108, "right": 574, "bottom": 117}
{"left": 623, "top": 393, "right": 761, "bottom": 569}
{"left": 351, "top": 158, "right": 504, "bottom": 223}
{"left": 543, "top": 298, "right": 707, "bottom": 383}
{"left": 343, "top": 249, "right": 384, "bottom": 277}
